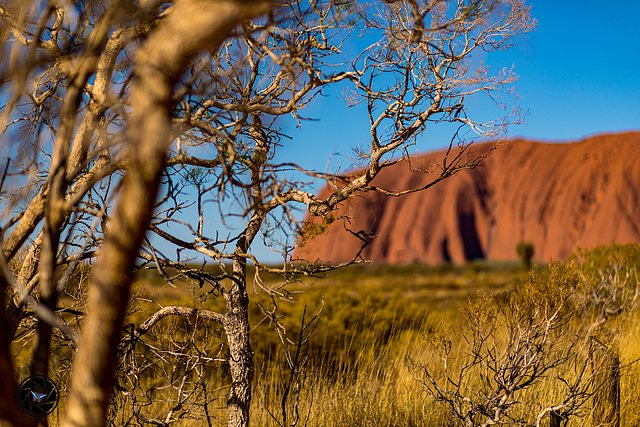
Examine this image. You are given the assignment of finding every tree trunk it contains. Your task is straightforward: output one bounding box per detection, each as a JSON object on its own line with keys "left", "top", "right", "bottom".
{"left": 225, "top": 258, "right": 254, "bottom": 427}
{"left": 60, "top": 2, "right": 271, "bottom": 426}
{"left": 222, "top": 201, "right": 265, "bottom": 426}
{"left": 591, "top": 341, "right": 620, "bottom": 427}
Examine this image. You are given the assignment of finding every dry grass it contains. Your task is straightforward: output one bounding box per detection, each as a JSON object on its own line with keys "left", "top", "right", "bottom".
{"left": 13, "top": 259, "right": 640, "bottom": 426}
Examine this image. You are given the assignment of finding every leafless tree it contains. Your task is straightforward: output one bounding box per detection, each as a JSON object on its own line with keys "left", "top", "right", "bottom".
{"left": 0, "top": 1, "right": 534, "bottom": 426}
{"left": 412, "top": 249, "right": 640, "bottom": 427}
{"left": 411, "top": 263, "right": 596, "bottom": 427}
{"left": 573, "top": 244, "right": 640, "bottom": 330}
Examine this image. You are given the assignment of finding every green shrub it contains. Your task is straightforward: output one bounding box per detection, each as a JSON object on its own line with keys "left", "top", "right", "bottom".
{"left": 516, "top": 240, "right": 535, "bottom": 269}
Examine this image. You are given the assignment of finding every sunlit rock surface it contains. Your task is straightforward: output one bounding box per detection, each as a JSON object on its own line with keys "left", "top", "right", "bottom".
{"left": 297, "top": 132, "right": 640, "bottom": 264}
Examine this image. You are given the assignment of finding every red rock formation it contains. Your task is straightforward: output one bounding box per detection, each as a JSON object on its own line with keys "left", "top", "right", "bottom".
{"left": 297, "top": 132, "right": 640, "bottom": 264}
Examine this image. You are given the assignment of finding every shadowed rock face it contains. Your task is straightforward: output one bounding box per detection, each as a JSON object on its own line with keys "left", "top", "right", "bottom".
{"left": 297, "top": 132, "right": 640, "bottom": 264}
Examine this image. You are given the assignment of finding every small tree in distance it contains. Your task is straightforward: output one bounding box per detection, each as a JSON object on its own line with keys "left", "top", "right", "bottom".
{"left": 517, "top": 240, "right": 535, "bottom": 269}
{"left": 0, "top": 1, "right": 535, "bottom": 426}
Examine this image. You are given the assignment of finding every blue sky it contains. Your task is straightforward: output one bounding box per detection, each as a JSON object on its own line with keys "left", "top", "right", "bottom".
{"left": 275, "top": 1, "right": 640, "bottom": 169}
{"left": 152, "top": 1, "right": 640, "bottom": 265}
{"left": 246, "top": 1, "right": 640, "bottom": 263}
{"left": 488, "top": 1, "right": 640, "bottom": 142}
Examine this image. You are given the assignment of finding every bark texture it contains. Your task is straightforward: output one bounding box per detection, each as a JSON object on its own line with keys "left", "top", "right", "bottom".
{"left": 225, "top": 259, "right": 254, "bottom": 426}
{"left": 223, "top": 211, "right": 265, "bottom": 425}
{"left": 61, "top": 2, "right": 271, "bottom": 426}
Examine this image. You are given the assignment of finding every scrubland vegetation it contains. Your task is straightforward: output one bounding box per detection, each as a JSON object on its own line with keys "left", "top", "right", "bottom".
{"left": 0, "top": 1, "right": 537, "bottom": 424}
{"left": 12, "top": 243, "right": 640, "bottom": 426}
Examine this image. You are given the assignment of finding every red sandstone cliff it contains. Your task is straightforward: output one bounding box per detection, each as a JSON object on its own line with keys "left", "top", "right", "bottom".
{"left": 297, "top": 132, "right": 640, "bottom": 264}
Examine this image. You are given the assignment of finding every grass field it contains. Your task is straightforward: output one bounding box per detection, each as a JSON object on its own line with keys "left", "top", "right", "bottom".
{"left": 117, "top": 261, "right": 529, "bottom": 426}
{"left": 240, "top": 259, "right": 640, "bottom": 427}
{"left": 16, "top": 255, "right": 640, "bottom": 426}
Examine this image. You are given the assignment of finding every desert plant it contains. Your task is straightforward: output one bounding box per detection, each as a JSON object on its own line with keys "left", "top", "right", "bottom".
{"left": 572, "top": 243, "right": 640, "bottom": 328}
{"left": 571, "top": 244, "right": 640, "bottom": 427}
{"left": 516, "top": 241, "right": 535, "bottom": 270}
{"left": 0, "top": 1, "right": 535, "bottom": 425}
{"left": 411, "top": 262, "right": 598, "bottom": 427}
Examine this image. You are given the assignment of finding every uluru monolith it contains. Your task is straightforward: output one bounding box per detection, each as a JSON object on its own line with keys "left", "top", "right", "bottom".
{"left": 297, "top": 132, "right": 640, "bottom": 264}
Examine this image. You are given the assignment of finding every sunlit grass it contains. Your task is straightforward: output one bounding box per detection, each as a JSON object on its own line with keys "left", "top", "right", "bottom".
{"left": 13, "top": 260, "right": 640, "bottom": 425}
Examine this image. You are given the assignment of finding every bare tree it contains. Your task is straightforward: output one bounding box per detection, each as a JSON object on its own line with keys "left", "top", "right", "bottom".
{"left": 411, "top": 262, "right": 597, "bottom": 427}
{"left": 573, "top": 243, "right": 640, "bottom": 329}
{"left": 412, "top": 246, "right": 640, "bottom": 427}
{"left": 1, "top": 1, "right": 271, "bottom": 425}
{"left": 0, "top": 1, "right": 534, "bottom": 426}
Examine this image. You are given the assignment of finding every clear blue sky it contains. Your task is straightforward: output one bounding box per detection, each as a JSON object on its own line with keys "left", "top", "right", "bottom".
{"left": 487, "top": 1, "right": 640, "bottom": 141}
{"left": 276, "top": 1, "right": 640, "bottom": 169}
{"left": 157, "top": 1, "right": 640, "bottom": 264}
